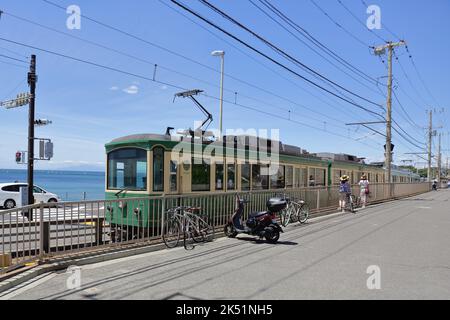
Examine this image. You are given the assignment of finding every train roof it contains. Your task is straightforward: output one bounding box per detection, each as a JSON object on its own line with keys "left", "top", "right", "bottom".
{"left": 106, "top": 133, "right": 411, "bottom": 172}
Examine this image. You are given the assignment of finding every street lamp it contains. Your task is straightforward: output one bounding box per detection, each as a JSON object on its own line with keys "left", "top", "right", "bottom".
{"left": 211, "top": 50, "right": 225, "bottom": 139}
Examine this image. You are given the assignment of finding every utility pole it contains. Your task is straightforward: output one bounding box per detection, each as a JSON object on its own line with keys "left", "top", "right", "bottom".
{"left": 374, "top": 41, "right": 406, "bottom": 188}
{"left": 445, "top": 157, "right": 448, "bottom": 178}
{"left": 427, "top": 110, "right": 432, "bottom": 182}
{"left": 438, "top": 132, "right": 441, "bottom": 183}
{"left": 27, "top": 55, "right": 37, "bottom": 220}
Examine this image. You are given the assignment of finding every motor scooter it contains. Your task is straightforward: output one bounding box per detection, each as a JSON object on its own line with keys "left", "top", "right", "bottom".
{"left": 224, "top": 195, "right": 284, "bottom": 243}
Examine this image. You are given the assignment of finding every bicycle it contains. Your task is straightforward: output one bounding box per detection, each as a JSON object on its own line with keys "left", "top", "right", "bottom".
{"left": 345, "top": 194, "right": 361, "bottom": 213}
{"left": 162, "top": 206, "right": 215, "bottom": 250}
{"left": 278, "top": 195, "right": 310, "bottom": 227}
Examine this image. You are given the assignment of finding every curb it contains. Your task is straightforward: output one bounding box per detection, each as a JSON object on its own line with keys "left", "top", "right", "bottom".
{"left": 0, "top": 242, "right": 168, "bottom": 294}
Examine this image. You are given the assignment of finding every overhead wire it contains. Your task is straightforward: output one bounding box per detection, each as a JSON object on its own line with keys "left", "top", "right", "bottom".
{"left": 197, "top": 0, "right": 384, "bottom": 110}
{"left": 0, "top": 36, "right": 384, "bottom": 152}
{"left": 0, "top": 8, "right": 355, "bottom": 130}
{"left": 170, "top": 0, "right": 384, "bottom": 118}
{"left": 248, "top": 0, "right": 383, "bottom": 95}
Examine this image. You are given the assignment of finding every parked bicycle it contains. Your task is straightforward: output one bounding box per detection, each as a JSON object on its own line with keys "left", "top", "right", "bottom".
{"left": 278, "top": 194, "right": 310, "bottom": 227}
{"left": 162, "top": 206, "right": 215, "bottom": 250}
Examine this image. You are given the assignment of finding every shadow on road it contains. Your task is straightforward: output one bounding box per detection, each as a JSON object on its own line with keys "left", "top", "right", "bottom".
{"left": 236, "top": 236, "right": 298, "bottom": 246}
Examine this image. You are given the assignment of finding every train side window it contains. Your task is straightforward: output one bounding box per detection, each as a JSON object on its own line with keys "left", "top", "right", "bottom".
{"left": 285, "top": 166, "right": 293, "bottom": 188}
{"left": 153, "top": 147, "right": 164, "bottom": 192}
{"left": 252, "top": 164, "right": 269, "bottom": 190}
{"left": 301, "top": 168, "right": 308, "bottom": 187}
{"left": 227, "top": 164, "right": 236, "bottom": 190}
{"left": 216, "top": 163, "right": 224, "bottom": 191}
{"left": 271, "top": 165, "right": 285, "bottom": 189}
{"left": 192, "top": 158, "right": 211, "bottom": 192}
{"left": 294, "top": 168, "right": 300, "bottom": 188}
{"left": 170, "top": 160, "right": 177, "bottom": 192}
{"left": 241, "top": 163, "right": 251, "bottom": 191}
{"left": 315, "top": 168, "right": 326, "bottom": 187}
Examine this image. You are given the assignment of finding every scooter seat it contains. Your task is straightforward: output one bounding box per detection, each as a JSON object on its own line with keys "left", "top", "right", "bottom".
{"left": 250, "top": 211, "right": 268, "bottom": 218}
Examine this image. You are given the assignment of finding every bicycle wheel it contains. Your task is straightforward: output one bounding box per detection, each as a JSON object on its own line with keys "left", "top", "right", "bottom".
{"left": 192, "top": 216, "right": 215, "bottom": 243}
{"left": 183, "top": 223, "right": 195, "bottom": 251}
{"left": 280, "top": 209, "right": 290, "bottom": 227}
{"left": 297, "top": 203, "right": 309, "bottom": 224}
{"left": 349, "top": 196, "right": 356, "bottom": 213}
{"left": 162, "top": 217, "right": 181, "bottom": 249}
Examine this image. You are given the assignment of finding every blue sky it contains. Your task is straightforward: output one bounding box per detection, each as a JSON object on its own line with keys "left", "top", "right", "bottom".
{"left": 0, "top": 0, "right": 449, "bottom": 171}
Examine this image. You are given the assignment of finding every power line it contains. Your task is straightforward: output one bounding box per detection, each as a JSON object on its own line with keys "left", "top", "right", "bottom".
{"left": 392, "top": 119, "right": 426, "bottom": 147}
{"left": 0, "top": 36, "right": 383, "bottom": 152}
{"left": 309, "top": 0, "right": 371, "bottom": 48}
{"left": 0, "top": 53, "right": 28, "bottom": 64}
{"left": 170, "top": 0, "right": 384, "bottom": 118}
{"left": 392, "top": 89, "right": 424, "bottom": 131}
{"left": 0, "top": 46, "right": 30, "bottom": 59}
{"left": 393, "top": 50, "right": 429, "bottom": 106}
{"left": 405, "top": 45, "right": 441, "bottom": 108}
{"left": 336, "top": 0, "right": 387, "bottom": 43}
{"left": 249, "top": 0, "right": 382, "bottom": 92}
{"left": 1, "top": 9, "right": 353, "bottom": 130}
{"left": 37, "top": 0, "right": 362, "bottom": 128}
{"left": 359, "top": 0, "right": 402, "bottom": 41}
{"left": 198, "top": 0, "right": 383, "bottom": 110}
{"left": 0, "top": 59, "right": 28, "bottom": 69}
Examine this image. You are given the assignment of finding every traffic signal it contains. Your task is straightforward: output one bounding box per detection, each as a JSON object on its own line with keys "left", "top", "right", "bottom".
{"left": 384, "top": 144, "right": 395, "bottom": 152}
{"left": 44, "top": 141, "right": 54, "bottom": 159}
{"left": 15, "top": 152, "right": 21, "bottom": 163}
{"left": 15, "top": 93, "right": 30, "bottom": 107}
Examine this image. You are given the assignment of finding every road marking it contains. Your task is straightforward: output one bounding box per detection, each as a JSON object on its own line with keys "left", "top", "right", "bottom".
{"left": 417, "top": 206, "right": 432, "bottom": 209}
{"left": 0, "top": 272, "right": 57, "bottom": 300}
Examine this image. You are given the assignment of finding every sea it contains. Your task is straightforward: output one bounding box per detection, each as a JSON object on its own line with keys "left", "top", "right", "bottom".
{"left": 0, "top": 169, "right": 105, "bottom": 201}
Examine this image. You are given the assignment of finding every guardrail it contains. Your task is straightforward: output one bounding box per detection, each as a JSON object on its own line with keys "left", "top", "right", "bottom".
{"left": 0, "top": 182, "right": 431, "bottom": 274}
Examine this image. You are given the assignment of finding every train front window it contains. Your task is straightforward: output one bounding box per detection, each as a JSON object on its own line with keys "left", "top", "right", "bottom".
{"left": 108, "top": 148, "right": 147, "bottom": 191}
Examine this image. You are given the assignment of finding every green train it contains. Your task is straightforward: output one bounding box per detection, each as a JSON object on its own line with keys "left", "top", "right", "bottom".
{"left": 104, "top": 131, "right": 420, "bottom": 240}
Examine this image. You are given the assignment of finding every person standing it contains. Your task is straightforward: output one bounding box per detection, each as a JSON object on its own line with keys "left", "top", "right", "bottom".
{"left": 339, "top": 175, "right": 351, "bottom": 213}
{"left": 359, "top": 174, "right": 370, "bottom": 208}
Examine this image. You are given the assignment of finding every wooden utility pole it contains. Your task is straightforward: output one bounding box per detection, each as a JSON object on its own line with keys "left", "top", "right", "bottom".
{"left": 427, "top": 110, "right": 433, "bottom": 182}
{"left": 27, "top": 55, "right": 37, "bottom": 220}
{"left": 438, "top": 132, "right": 441, "bottom": 183}
{"left": 374, "top": 41, "right": 405, "bottom": 188}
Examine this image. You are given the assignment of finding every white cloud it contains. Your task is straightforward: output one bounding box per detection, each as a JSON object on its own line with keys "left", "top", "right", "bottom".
{"left": 160, "top": 85, "right": 168, "bottom": 90}
{"left": 109, "top": 86, "right": 119, "bottom": 91}
{"left": 123, "top": 85, "right": 139, "bottom": 94}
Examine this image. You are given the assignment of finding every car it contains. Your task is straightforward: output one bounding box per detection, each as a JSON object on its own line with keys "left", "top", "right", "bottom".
{"left": 0, "top": 183, "right": 61, "bottom": 209}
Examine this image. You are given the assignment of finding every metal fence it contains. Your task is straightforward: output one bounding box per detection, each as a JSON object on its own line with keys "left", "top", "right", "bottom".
{"left": 0, "top": 182, "right": 430, "bottom": 274}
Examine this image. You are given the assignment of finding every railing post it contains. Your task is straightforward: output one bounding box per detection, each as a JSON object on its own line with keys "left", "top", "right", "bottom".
{"left": 161, "top": 195, "right": 166, "bottom": 238}
{"left": 39, "top": 201, "right": 50, "bottom": 256}
{"left": 316, "top": 189, "right": 320, "bottom": 212}
{"left": 95, "top": 218, "right": 104, "bottom": 246}
{"left": 39, "top": 202, "right": 44, "bottom": 257}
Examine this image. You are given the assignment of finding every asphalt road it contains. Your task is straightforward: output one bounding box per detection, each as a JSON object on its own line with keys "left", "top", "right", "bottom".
{"left": 2, "top": 189, "right": 450, "bottom": 300}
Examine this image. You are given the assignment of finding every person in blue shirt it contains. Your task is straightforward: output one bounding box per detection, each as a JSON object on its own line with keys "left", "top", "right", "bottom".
{"left": 339, "top": 175, "right": 351, "bottom": 213}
